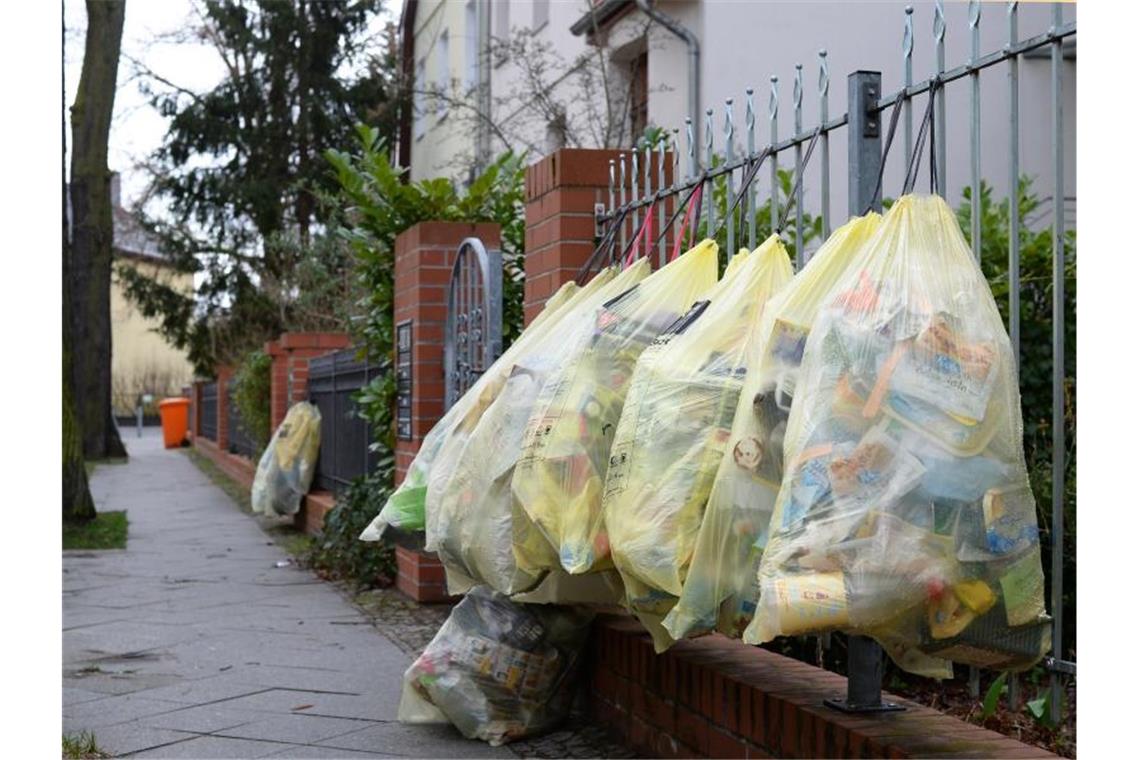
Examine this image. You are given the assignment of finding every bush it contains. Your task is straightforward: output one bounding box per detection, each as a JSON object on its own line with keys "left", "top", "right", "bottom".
{"left": 232, "top": 350, "right": 273, "bottom": 452}
{"left": 303, "top": 466, "right": 397, "bottom": 587}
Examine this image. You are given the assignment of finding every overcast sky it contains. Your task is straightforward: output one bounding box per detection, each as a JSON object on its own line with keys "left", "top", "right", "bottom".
{"left": 64, "top": 0, "right": 227, "bottom": 209}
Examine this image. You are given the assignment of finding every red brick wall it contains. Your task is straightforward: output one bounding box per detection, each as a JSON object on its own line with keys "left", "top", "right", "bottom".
{"left": 589, "top": 616, "right": 1058, "bottom": 759}
{"left": 393, "top": 221, "right": 502, "bottom": 485}
{"left": 523, "top": 148, "right": 673, "bottom": 326}
{"left": 395, "top": 546, "right": 453, "bottom": 603}
{"left": 265, "top": 332, "right": 351, "bottom": 431}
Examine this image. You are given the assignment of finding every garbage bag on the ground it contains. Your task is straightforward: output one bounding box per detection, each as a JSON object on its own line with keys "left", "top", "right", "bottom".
{"left": 426, "top": 262, "right": 653, "bottom": 595}
{"left": 601, "top": 236, "right": 793, "bottom": 650}
{"left": 360, "top": 278, "right": 594, "bottom": 540}
{"left": 511, "top": 240, "right": 721, "bottom": 579}
{"left": 742, "top": 195, "right": 1050, "bottom": 675}
{"left": 398, "top": 587, "right": 594, "bottom": 746}
{"left": 251, "top": 401, "right": 321, "bottom": 516}
{"left": 663, "top": 214, "right": 881, "bottom": 643}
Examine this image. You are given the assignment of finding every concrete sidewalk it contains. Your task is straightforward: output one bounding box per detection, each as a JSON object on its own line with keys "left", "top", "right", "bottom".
{"left": 63, "top": 429, "right": 513, "bottom": 759}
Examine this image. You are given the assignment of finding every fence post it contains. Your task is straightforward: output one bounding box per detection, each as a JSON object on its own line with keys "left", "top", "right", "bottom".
{"left": 824, "top": 69, "right": 903, "bottom": 715}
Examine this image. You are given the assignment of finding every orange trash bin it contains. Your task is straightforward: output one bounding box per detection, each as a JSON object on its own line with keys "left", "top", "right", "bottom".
{"left": 158, "top": 397, "right": 191, "bottom": 449}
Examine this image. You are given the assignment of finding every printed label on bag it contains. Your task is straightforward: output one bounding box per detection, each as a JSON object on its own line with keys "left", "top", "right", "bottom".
{"left": 889, "top": 314, "right": 999, "bottom": 422}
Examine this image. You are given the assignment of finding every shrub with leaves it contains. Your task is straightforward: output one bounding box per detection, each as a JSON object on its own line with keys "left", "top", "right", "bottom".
{"left": 232, "top": 349, "right": 272, "bottom": 452}
{"left": 307, "top": 126, "right": 527, "bottom": 586}
{"left": 304, "top": 468, "right": 397, "bottom": 587}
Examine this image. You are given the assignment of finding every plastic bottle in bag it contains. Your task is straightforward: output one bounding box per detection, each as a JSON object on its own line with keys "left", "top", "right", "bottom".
{"left": 398, "top": 587, "right": 594, "bottom": 746}
{"left": 360, "top": 276, "right": 600, "bottom": 540}
{"left": 600, "top": 236, "right": 793, "bottom": 650}
{"left": 510, "top": 240, "right": 720, "bottom": 581}
{"left": 426, "top": 261, "right": 653, "bottom": 595}
{"left": 743, "top": 195, "right": 1050, "bottom": 675}
{"left": 663, "top": 214, "right": 881, "bottom": 642}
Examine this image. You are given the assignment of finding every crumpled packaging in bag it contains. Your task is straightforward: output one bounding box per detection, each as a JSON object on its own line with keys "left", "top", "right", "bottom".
{"left": 360, "top": 278, "right": 594, "bottom": 540}
{"left": 664, "top": 214, "right": 881, "bottom": 643}
{"left": 742, "top": 195, "right": 1050, "bottom": 675}
{"left": 398, "top": 587, "right": 595, "bottom": 746}
{"left": 511, "top": 240, "right": 721, "bottom": 579}
{"left": 251, "top": 401, "right": 321, "bottom": 516}
{"left": 425, "top": 262, "right": 653, "bottom": 595}
{"left": 601, "top": 236, "right": 793, "bottom": 651}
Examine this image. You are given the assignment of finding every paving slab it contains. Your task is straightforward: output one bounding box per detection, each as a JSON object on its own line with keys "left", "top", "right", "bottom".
{"left": 63, "top": 430, "right": 506, "bottom": 758}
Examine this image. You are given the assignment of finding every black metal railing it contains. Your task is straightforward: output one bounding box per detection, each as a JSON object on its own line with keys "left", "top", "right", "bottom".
{"left": 308, "top": 347, "right": 387, "bottom": 494}
{"left": 226, "top": 379, "right": 259, "bottom": 459}
{"left": 200, "top": 381, "right": 218, "bottom": 441}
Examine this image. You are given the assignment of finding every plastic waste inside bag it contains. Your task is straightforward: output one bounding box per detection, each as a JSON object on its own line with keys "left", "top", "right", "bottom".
{"left": 511, "top": 240, "right": 721, "bottom": 580}
{"left": 664, "top": 214, "right": 881, "bottom": 644}
{"left": 398, "top": 587, "right": 594, "bottom": 746}
{"left": 251, "top": 401, "right": 321, "bottom": 517}
{"left": 601, "top": 236, "right": 793, "bottom": 650}
{"left": 360, "top": 278, "right": 593, "bottom": 541}
{"left": 743, "top": 195, "right": 1050, "bottom": 675}
{"left": 426, "top": 262, "right": 653, "bottom": 595}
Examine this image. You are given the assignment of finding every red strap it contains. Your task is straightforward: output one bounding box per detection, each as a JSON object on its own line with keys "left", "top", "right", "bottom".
{"left": 671, "top": 184, "right": 703, "bottom": 263}
{"left": 624, "top": 200, "right": 655, "bottom": 268}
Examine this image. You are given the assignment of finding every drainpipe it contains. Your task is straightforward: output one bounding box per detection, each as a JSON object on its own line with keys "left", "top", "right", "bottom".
{"left": 634, "top": 0, "right": 700, "bottom": 158}
{"left": 476, "top": 0, "right": 492, "bottom": 172}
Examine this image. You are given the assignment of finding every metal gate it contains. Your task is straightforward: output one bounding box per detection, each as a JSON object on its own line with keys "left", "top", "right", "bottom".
{"left": 444, "top": 237, "right": 503, "bottom": 410}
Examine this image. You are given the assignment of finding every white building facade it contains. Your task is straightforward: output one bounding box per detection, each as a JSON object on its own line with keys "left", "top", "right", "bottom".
{"left": 402, "top": 1, "right": 1074, "bottom": 221}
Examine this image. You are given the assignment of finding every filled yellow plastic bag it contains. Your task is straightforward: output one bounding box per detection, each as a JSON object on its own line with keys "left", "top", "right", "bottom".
{"left": 663, "top": 214, "right": 881, "bottom": 643}
{"left": 743, "top": 195, "right": 1050, "bottom": 675}
{"left": 251, "top": 401, "right": 322, "bottom": 516}
{"left": 360, "top": 277, "right": 593, "bottom": 540}
{"left": 601, "top": 236, "right": 793, "bottom": 647}
{"left": 511, "top": 240, "right": 720, "bottom": 579}
{"left": 426, "top": 261, "right": 652, "bottom": 595}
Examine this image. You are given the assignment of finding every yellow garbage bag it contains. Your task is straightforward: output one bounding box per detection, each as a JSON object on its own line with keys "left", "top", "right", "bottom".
{"left": 360, "top": 277, "right": 594, "bottom": 540}
{"left": 743, "top": 195, "right": 1050, "bottom": 675}
{"left": 426, "top": 261, "right": 652, "bottom": 595}
{"left": 663, "top": 213, "right": 881, "bottom": 643}
{"left": 601, "top": 236, "right": 793, "bottom": 648}
{"left": 251, "top": 401, "right": 322, "bottom": 516}
{"left": 512, "top": 240, "right": 720, "bottom": 579}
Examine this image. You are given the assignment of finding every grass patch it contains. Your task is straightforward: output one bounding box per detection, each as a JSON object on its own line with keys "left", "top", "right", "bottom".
{"left": 63, "top": 511, "right": 127, "bottom": 550}
{"left": 182, "top": 448, "right": 252, "bottom": 513}
{"left": 62, "top": 731, "right": 109, "bottom": 759}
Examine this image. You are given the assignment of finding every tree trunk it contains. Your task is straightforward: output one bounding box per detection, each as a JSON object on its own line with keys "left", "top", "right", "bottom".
{"left": 69, "top": 0, "right": 127, "bottom": 460}
{"left": 64, "top": 3, "right": 96, "bottom": 523}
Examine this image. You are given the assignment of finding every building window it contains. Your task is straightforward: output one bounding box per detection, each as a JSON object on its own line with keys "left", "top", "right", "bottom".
{"left": 436, "top": 29, "right": 450, "bottom": 117}
{"left": 414, "top": 58, "right": 426, "bottom": 139}
{"left": 629, "top": 51, "right": 648, "bottom": 143}
{"left": 465, "top": 0, "right": 478, "bottom": 92}
{"left": 532, "top": 0, "right": 549, "bottom": 31}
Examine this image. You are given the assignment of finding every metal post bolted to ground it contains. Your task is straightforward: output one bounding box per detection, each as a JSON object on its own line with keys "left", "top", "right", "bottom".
{"left": 824, "top": 69, "right": 903, "bottom": 715}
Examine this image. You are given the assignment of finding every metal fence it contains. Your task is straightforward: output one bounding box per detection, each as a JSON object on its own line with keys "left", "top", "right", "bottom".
{"left": 444, "top": 237, "right": 503, "bottom": 410}
{"left": 200, "top": 381, "right": 218, "bottom": 442}
{"left": 308, "top": 348, "right": 386, "bottom": 494}
{"left": 589, "top": 0, "right": 1074, "bottom": 720}
{"left": 225, "top": 379, "right": 259, "bottom": 459}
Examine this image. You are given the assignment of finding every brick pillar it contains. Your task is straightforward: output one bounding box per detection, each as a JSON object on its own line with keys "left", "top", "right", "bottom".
{"left": 265, "top": 333, "right": 351, "bottom": 431}
{"left": 393, "top": 221, "right": 502, "bottom": 486}
{"left": 216, "top": 365, "right": 233, "bottom": 451}
{"left": 524, "top": 148, "right": 673, "bottom": 325}
{"left": 266, "top": 339, "right": 287, "bottom": 432}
